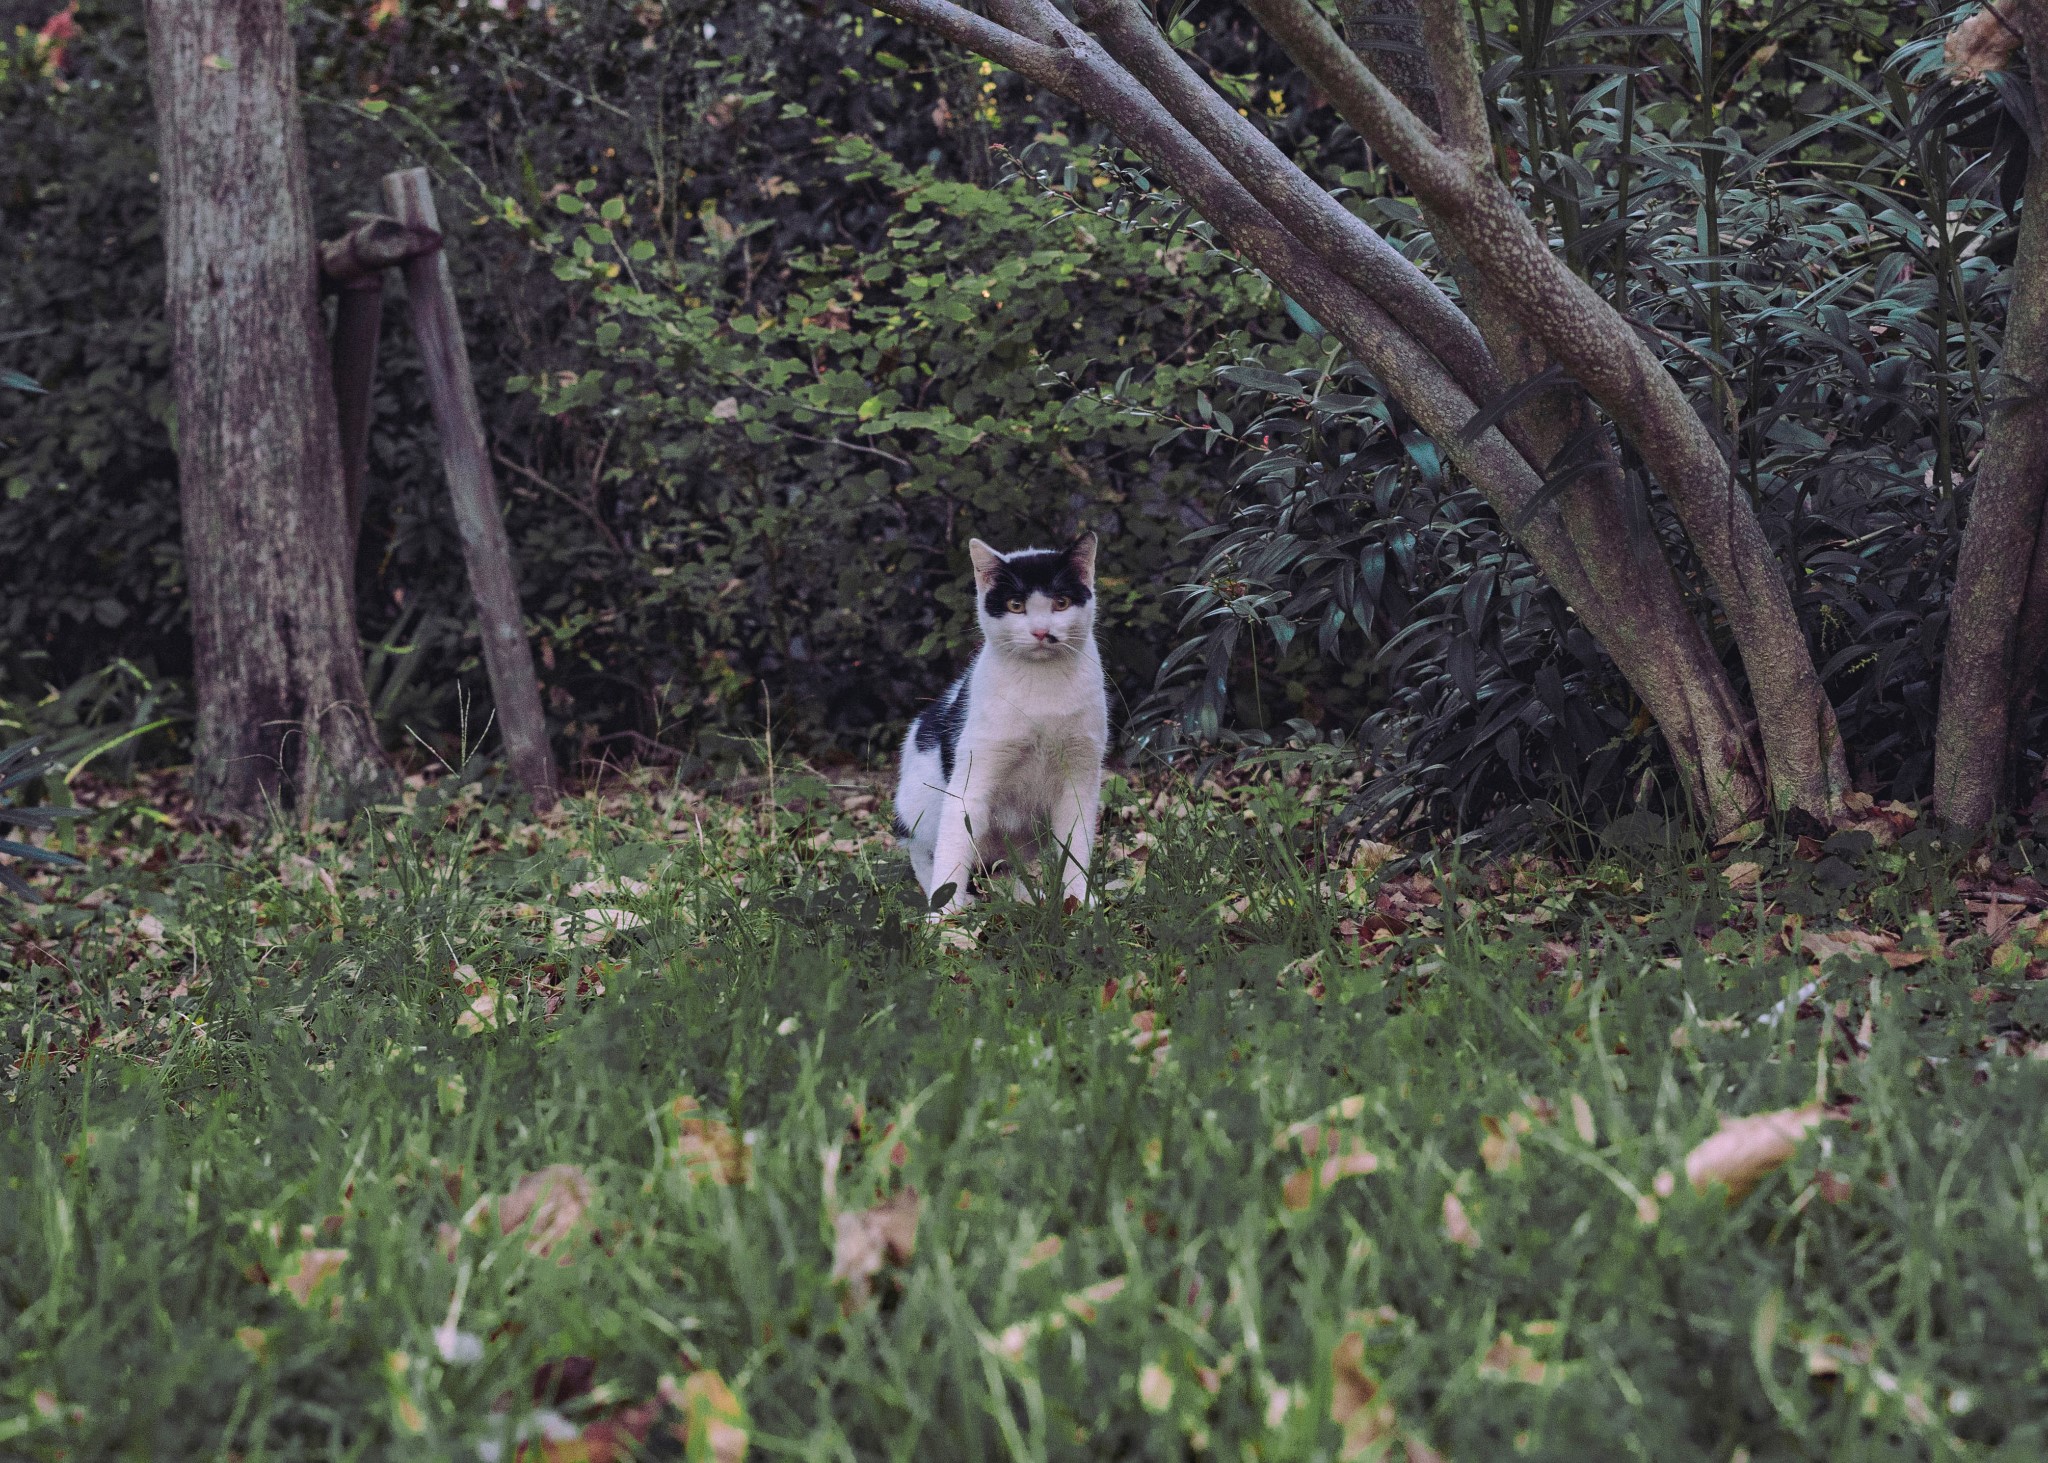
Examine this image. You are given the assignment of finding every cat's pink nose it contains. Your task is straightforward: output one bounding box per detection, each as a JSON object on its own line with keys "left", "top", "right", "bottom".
{"left": 1032, "top": 628, "right": 1051, "bottom": 640}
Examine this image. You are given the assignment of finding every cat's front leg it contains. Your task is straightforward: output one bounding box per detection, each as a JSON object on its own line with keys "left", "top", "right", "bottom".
{"left": 926, "top": 778, "right": 988, "bottom": 917}
{"left": 1049, "top": 771, "right": 1101, "bottom": 909}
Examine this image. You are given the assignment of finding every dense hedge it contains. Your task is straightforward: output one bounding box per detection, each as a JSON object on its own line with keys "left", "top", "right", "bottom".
{"left": 0, "top": 0, "right": 1278, "bottom": 768}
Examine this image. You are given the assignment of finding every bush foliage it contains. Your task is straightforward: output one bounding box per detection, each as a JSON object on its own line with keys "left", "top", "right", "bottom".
{"left": 1, "top": 0, "right": 1265, "bottom": 767}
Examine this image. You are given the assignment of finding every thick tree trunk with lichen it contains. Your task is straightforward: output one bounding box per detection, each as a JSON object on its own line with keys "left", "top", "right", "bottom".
{"left": 145, "top": 0, "right": 395, "bottom": 819}
{"left": 1936, "top": 148, "right": 2048, "bottom": 827}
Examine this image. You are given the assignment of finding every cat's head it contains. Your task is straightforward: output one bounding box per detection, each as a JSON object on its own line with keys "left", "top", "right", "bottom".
{"left": 967, "top": 535, "right": 1097, "bottom": 663}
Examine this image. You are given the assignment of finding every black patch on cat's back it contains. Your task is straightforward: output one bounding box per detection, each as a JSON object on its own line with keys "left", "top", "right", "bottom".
{"left": 911, "top": 671, "right": 970, "bottom": 783}
{"left": 982, "top": 548, "right": 1092, "bottom": 618}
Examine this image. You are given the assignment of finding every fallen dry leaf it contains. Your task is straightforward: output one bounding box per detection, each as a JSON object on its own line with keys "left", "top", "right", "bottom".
{"left": 1479, "top": 1114, "right": 1523, "bottom": 1173}
{"left": 568, "top": 876, "right": 652, "bottom": 900}
{"left": 1063, "top": 1275, "right": 1128, "bottom": 1323}
{"left": 1138, "top": 1361, "right": 1174, "bottom": 1412}
{"left": 1570, "top": 1092, "right": 1597, "bottom": 1146}
{"left": 1330, "top": 1331, "right": 1397, "bottom": 1458}
{"left": 1946, "top": 0, "right": 2023, "bottom": 81}
{"left": 1275, "top": 1112, "right": 1380, "bottom": 1210}
{"left": 553, "top": 907, "right": 646, "bottom": 947}
{"left": 1802, "top": 928, "right": 1894, "bottom": 964}
{"left": 1685, "top": 1106, "right": 1836, "bottom": 1201}
{"left": 275, "top": 1247, "right": 348, "bottom": 1307}
{"left": 1442, "top": 1192, "right": 1480, "bottom": 1251}
{"left": 1479, "top": 1332, "right": 1546, "bottom": 1384}
{"left": 670, "top": 1096, "right": 752, "bottom": 1186}
{"left": 666, "top": 1370, "right": 750, "bottom": 1463}
{"left": 831, "top": 1186, "right": 920, "bottom": 1303}
{"left": 1723, "top": 860, "right": 1762, "bottom": 892}
{"left": 1352, "top": 840, "right": 1402, "bottom": 875}
{"left": 470, "top": 1164, "right": 592, "bottom": 1260}
{"left": 1975, "top": 899, "right": 2023, "bottom": 944}
{"left": 455, "top": 989, "right": 507, "bottom": 1035}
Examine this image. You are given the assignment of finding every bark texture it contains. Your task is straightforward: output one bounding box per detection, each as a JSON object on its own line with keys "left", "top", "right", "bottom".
{"left": 145, "top": 0, "right": 394, "bottom": 819}
{"left": 1247, "top": 0, "right": 1851, "bottom": 821}
{"left": 1935, "top": 146, "right": 2048, "bottom": 827}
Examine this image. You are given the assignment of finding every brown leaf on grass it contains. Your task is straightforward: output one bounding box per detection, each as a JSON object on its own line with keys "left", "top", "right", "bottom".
{"left": 1969, "top": 899, "right": 2023, "bottom": 944}
{"left": 1802, "top": 928, "right": 1894, "bottom": 964}
{"left": 1275, "top": 1104, "right": 1380, "bottom": 1209}
{"left": 1722, "top": 860, "right": 1762, "bottom": 893}
{"left": 275, "top": 1247, "right": 348, "bottom": 1307}
{"left": 1479, "top": 1332, "right": 1547, "bottom": 1384}
{"left": 1946, "top": 0, "right": 2023, "bottom": 81}
{"left": 1684, "top": 1106, "right": 1836, "bottom": 1201}
{"left": 1129, "top": 1009, "right": 1171, "bottom": 1072}
{"left": 670, "top": 1096, "right": 752, "bottom": 1186}
{"left": 1062, "top": 1275, "right": 1128, "bottom": 1323}
{"left": 1479, "top": 1114, "right": 1523, "bottom": 1173}
{"left": 831, "top": 1186, "right": 920, "bottom": 1303}
{"left": 1442, "top": 1192, "right": 1480, "bottom": 1251}
{"left": 1330, "top": 1331, "right": 1398, "bottom": 1458}
{"left": 666, "top": 1371, "right": 751, "bottom": 1463}
{"left": 473, "top": 1164, "right": 592, "bottom": 1260}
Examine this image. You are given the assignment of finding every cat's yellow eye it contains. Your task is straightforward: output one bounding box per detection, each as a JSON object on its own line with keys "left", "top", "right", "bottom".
{"left": 1051, "top": 596, "right": 1071, "bottom": 612}
{"left": 1005, "top": 597, "right": 1026, "bottom": 614}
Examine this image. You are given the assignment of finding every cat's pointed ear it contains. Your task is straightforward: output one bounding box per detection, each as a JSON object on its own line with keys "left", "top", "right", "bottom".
{"left": 968, "top": 539, "right": 1004, "bottom": 591}
{"left": 1067, "top": 532, "right": 1098, "bottom": 587}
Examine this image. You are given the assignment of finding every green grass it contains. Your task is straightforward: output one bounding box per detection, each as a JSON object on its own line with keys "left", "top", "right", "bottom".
{"left": 6, "top": 768, "right": 2048, "bottom": 1460}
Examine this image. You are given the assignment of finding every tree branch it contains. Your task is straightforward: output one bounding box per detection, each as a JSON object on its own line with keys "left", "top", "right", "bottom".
{"left": 1238, "top": 0, "right": 1464, "bottom": 196}
{"left": 1072, "top": 0, "right": 1511, "bottom": 447}
{"left": 867, "top": 0, "right": 1068, "bottom": 84}
{"left": 1413, "top": 0, "right": 1491, "bottom": 162}
{"left": 1247, "top": 0, "right": 1850, "bottom": 819}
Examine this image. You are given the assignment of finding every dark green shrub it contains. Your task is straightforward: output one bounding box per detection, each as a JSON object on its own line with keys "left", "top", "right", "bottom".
{"left": 1145, "top": 0, "right": 2016, "bottom": 833}
{"left": 1, "top": 1, "right": 1265, "bottom": 767}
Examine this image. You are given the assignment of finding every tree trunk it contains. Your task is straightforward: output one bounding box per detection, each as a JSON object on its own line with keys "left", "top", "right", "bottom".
{"left": 1247, "top": 0, "right": 1851, "bottom": 823}
{"left": 1938, "top": 7, "right": 2048, "bottom": 829}
{"left": 1935, "top": 148, "right": 2048, "bottom": 827}
{"left": 145, "top": 0, "right": 394, "bottom": 819}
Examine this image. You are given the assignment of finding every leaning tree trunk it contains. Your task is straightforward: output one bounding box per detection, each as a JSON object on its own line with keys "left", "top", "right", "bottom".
{"left": 1243, "top": 0, "right": 1851, "bottom": 823}
{"left": 145, "top": 0, "right": 394, "bottom": 819}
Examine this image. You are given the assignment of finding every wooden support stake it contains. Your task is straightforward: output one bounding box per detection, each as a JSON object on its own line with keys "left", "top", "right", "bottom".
{"left": 319, "top": 213, "right": 442, "bottom": 286}
{"left": 319, "top": 214, "right": 439, "bottom": 552}
{"left": 329, "top": 278, "right": 381, "bottom": 549}
{"left": 379, "top": 168, "right": 561, "bottom": 810}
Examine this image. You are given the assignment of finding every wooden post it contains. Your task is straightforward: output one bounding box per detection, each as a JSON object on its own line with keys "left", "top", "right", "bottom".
{"left": 378, "top": 168, "right": 561, "bottom": 810}
{"left": 329, "top": 280, "right": 380, "bottom": 549}
{"left": 319, "top": 214, "right": 441, "bottom": 552}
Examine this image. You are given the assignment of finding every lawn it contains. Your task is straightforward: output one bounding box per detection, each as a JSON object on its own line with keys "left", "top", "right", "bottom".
{"left": 5, "top": 766, "right": 2048, "bottom": 1460}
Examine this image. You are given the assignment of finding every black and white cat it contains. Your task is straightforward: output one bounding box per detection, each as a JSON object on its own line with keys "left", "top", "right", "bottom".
{"left": 893, "top": 535, "right": 1109, "bottom": 915}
